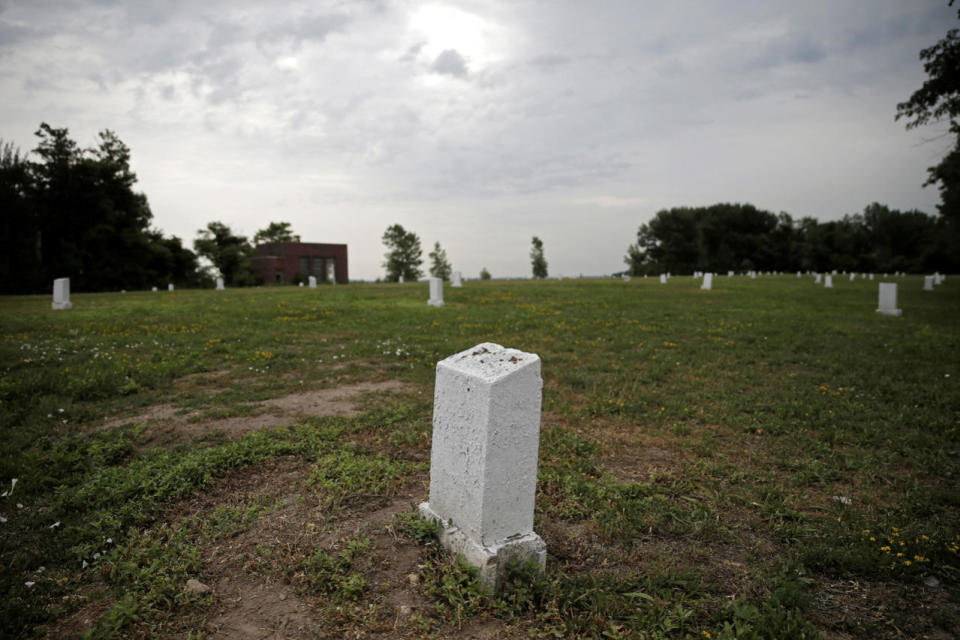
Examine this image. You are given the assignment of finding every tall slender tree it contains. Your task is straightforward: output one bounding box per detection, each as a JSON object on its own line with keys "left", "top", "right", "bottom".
{"left": 530, "top": 236, "right": 548, "bottom": 279}
{"left": 428, "top": 241, "right": 452, "bottom": 280}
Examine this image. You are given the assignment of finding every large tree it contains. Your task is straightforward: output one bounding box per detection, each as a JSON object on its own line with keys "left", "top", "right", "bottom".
{"left": 896, "top": 2, "right": 960, "bottom": 228}
{"left": 530, "top": 236, "right": 548, "bottom": 279}
{"left": 382, "top": 224, "right": 423, "bottom": 282}
{"left": 0, "top": 124, "right": 199, "bottom": 292}
{"left": 428, "top": 241, "right": 452, "bottom": 280}
{"left": 194, "top": 221, "right": 258, "bottom": 286}
{"left": 252, "top": 221, "right": 300, "bottom": 245}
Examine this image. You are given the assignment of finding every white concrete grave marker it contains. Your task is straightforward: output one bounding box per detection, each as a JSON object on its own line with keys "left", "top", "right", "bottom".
{"left": 869, "top": 274, "right": 874, "bottom": 281}
{"left": 750, "top": 271, "right": 757, "bottom": 279}
{"left": 659, "top": 274, "right": 667, "bottom": 284}
{"left": 814, "top": 274, "right": 822, "bottom": 284}
{"left": 51, "top": 278, "right": 72, "bottom": 310}
{"left": 701, "top": 273, "right": 713, "bottom": 290}
{"left": 398, "top": 275, "right": 405, "bottom": 283}
{"left": 216, "top": 277, "right": 225, "bottom": 290}
{"left": 876, "top": 282, "right": 902, "bottom": 317}
{"left": 299, "top": 282, "right": 304, "bottom": 287}
{"left": 428, "top": 277, "right": 444, "bottom": 306}
{"left": 152, "top": 286, "right": 158, "bottom": 292}
{"left": 923, "top": 275, "right": 934, "bottom": 291}
{"left": 797, "top": 271, "right": 801, "bottom": 278}
{"left": 420, "top": 342, "right": 546, "bottom": 589}
{"left": 452, "top": 271, "right": 463, "bottom": 287}
{"left": 934, "top": 272, "right": 943, "bottom": 285}
{"left": 622, "top": 274, "right": 631, "bottom": 281}
{"left": 308, "top": 275, "right": 317, "bottom": 289}
{"left": 850, "top": 273, "right": 856, "bottom": 281}
{"left": 824, "top": 275, "right": 833, "bottom": 288}
{"left": 168, "top": 283, "right": 174, "bottom": 292}
{"left": 728, "top": 270, "right": 734, "bottom": 277}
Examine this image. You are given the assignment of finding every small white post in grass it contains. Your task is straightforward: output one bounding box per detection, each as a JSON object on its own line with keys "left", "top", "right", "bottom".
{"left": 308, "top": 275, "right": 317, "bottom": 289}
{"left": 876, "top": 282, "right": 902, "bottom": 317}
{"left": 216, "top": 277, "right": 225, "bottom": 290}
{"left": 452, "top": 271, "right": 463, "bottom": 287}
{"left": 923, "top": 275, "right": 934, "bottom": 291}
{"left": 168, "top": 283, "right": 174, "bottom": 292}
{"left": 52, "top": 278, "right": 72, "bottom": 310}
{"left": 824, "top": 275, "right": 833, "bottom": 288}
{"left": 701, "top": 273, "right": 713, "bottom": 290}
{"left": 659, "top": 273, "right": 667, "bottom": 284}
{"left": 428, "top": 277, "right": 444, "bottom": 306}
{"left": 420, "top": 342, "right": 546, "bottom": 590}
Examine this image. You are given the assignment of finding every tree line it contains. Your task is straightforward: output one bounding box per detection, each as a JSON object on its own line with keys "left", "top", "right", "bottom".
{"left": 381, "top": 224, "right": 544, "bottom": 281}
{"left": 0, "top": 124, "right": 312, "bottom": 293}
{"left": 623, "top": 202, "right": 956, "bottom": 275}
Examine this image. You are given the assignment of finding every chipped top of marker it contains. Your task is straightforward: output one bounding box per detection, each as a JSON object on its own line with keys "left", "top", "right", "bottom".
{"left": 439, "top": 342, "right": 539, "bottom": 382}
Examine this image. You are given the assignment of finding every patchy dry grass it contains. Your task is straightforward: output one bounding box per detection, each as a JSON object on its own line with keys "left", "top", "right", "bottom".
{"left": 1, "top": 275, "right": 958, "bottom": 638}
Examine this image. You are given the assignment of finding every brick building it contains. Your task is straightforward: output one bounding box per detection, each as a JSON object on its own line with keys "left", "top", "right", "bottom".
{"left": 250, "top": 242, "right": 348, "bottom": 284}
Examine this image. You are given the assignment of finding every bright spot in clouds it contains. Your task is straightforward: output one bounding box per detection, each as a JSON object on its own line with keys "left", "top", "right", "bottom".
{"left": 410, "top": 4, "right": 495, "bottom": 65}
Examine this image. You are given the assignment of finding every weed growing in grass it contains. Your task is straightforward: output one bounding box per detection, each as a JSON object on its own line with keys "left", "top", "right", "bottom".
{"left": 304, "top": 534, "right": 371, "bottom": 601}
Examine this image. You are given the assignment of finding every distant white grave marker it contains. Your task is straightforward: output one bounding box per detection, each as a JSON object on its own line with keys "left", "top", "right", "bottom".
{"left": 876, "top": 282, "right": 902, "bottom": 317}
{"left": 420, "top": 342, "right": 546, "bottom": 589}
{"left": 824, "top": 275, "right": 833, "bottom": 288}
{"left": 869, "top": 274, "right": 874, "bottom": 281}
{"left": 398, "top": 275, "right": 405, "bottom": 283}
{"left": 428, "top": 277, "right": 444, "bottom": 306}
{"left": 659, "top": 274, "right": 667, "bottom": 284}
{"left": 728, "top": 270, "right": 734, "bottom": 277}
{"left": 168, "top": 283, "right": 174, "bottom": 292}
{"left": 216, "top": 277, "right": 225, "bottom": 290}
{"left": 308, "top": 275, "right": 317, "bottom": 289}
{"left": 51, "top": 278, "right": 72, "bottom": 311}
{"left": 923, "top": 275, "right": 934, "bottom": 291}
{"left": 850, "top": 273, "right": 856, "bottom": 281}
{"left": 814, "top": 273, "right": 822, "bottom": 284}
{"left": 701, "top": 273, "right": 713, "bottom": 290}
{"left": 152, "top": 286, "right": 158, "bottom": 292}
{"left": 452, "top": 271, "right": 463, "bottom": 287}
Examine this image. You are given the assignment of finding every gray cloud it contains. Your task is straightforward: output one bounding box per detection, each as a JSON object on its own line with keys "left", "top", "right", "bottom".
{"left": 431, "top": 49, "right": 468, "bottom": 77}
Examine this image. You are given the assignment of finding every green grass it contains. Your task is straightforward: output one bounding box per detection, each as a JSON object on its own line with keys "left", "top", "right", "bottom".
{"left": 0, "top": 275, "right": 958, "bottom": 638}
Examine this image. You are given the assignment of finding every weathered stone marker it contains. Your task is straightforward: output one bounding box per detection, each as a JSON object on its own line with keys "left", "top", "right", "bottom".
{"left": 701, "top": 273, "right": 713, "bottom": 290}
{"left": 849, "top": 273, "right": 856, "bottom": 281}
{"left": 52, "top": 278, "right": 72, "bottom": 310}
{"left": 814, "top": 273, "right": 822, "bottom": 284}
{"left": 824, "top": 275, "right": 833, "bottom": 288}
{"left": 420, "top": 342, "right": 546, "bottom": 590}
{"left": 308, "top": 275, "right": 317, "bottom": 289}
{"left": 168, "top": 283, "right": 174, "bottom": 292}
{"left": 216, "top": 277, "right": 225, "bottom": 290}
{"left": 728, "top": 270, "right": 734, "bottom": 277}
{"left": 659, "top": 273, "right": 667, "bottom": 284}
{"left": 923, "top": 275, "right": 934, "bottom": 291}
{"left": 152, "top": 286, "right": 158, "bottom": 292}
{"left": 452, "top": 271, "right": 463, "bottom": 287}
{"left": 876, "top": 282, "right": 902, "bottom": 317}
{"left": 428, "top": 277, "right": 444, "bottom": 306}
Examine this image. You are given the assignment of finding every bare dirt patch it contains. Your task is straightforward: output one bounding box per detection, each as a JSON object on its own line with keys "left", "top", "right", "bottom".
{"left": 99, "top": 380, "right": 416, "bottom": 443}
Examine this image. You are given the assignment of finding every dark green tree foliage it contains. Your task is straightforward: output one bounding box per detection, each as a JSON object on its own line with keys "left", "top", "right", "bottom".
{"left": 626, "top": 202, "right": 948, "bottom": 274}
{"left": 480, "top": 267, "right": 492, "bottom": 280}
{"left": 193, "top": 221, "right": 259, "bottom": 286}
{"left": 252, "top": 221, "right": 300, "bottom": 245}
{"left": 0, "top": 124, "right": 199, "bottom": 293}
{"left": 382, "top": 224, "right": 423, "bottom": 282}
{"left": 428, "top": 241, "right": 452, "bottom": 280}
{"left": 896, "top": 3, "right": 960, "bottom": 249}
{"left": 530, "top": 236, "right": 548, "bottom": 279}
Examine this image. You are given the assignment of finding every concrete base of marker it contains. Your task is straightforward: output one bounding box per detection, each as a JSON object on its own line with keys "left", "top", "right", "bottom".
{"left": 419, "top": 502, "right": 546, "bottom": 590}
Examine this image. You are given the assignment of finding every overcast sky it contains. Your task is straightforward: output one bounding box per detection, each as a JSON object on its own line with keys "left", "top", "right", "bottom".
{"left": 1, "top": 1, "right": 955, "bottom": 280}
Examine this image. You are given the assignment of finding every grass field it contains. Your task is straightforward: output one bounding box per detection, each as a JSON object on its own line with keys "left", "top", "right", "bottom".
{"left": 1, "top": 275, "right": 958, "bottom": 639}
